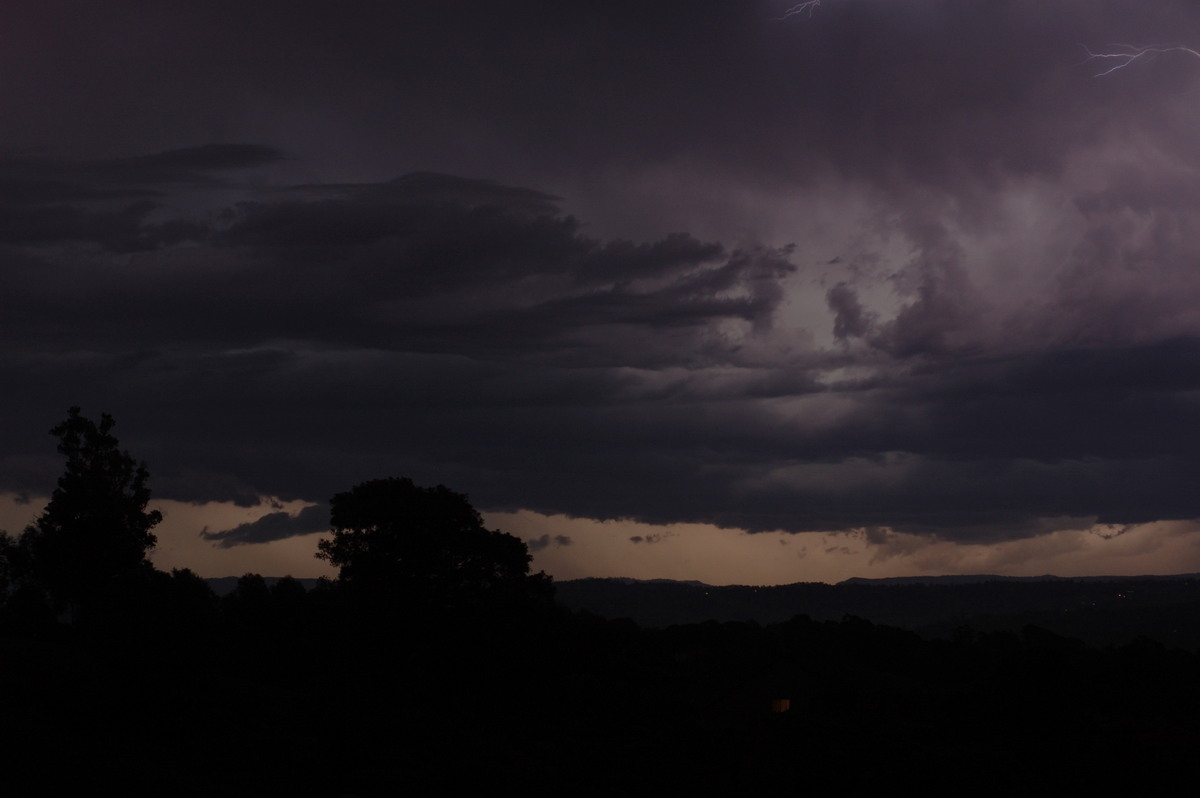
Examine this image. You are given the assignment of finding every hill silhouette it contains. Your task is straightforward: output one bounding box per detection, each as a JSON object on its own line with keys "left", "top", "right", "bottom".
{"left": 555, "top": 574, "right": 1200, "bottom": 647}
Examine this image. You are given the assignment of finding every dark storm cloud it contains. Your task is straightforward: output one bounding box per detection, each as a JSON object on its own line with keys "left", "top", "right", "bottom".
{"left": 0, "top": 145, "right": 285, "bottom": 251}
{"left": 5, "top": 1, "right": 1200, "bottom": 548}
{"left": 124, "top": 144, "right": 287, "bottom": 175}
{"left": 5, "top": 150, "right": 1200, "bottom": 542}
{"left": 201, "top": 504, "right": 329, "bottom": 548}
{"left": 0, "top": 145, "right": 286, "bottom": 202}
{"left": 0, "top": 154, "right": 799, "bottom": 524}
{"left": 826, "top": 283, "right": 874, "bottom": 341}
{"left": 527, "top": 534, "right": 572, "bottom": 553}
{"left": 10, "top": 1, "right": 1189, "bottom": 189}
{"left": 0, "top": 159, "right": 792, "bottom": 370}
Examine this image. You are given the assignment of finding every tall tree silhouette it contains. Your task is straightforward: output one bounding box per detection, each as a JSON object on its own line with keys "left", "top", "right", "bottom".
{"left": 0, "top": 531, "right": 14, "bottom": 600}
{"left": 317, "top": 477, "right": 552, "bottom": 613}
{"left": 17, "top": 407, "right": 162, "bottom": 616}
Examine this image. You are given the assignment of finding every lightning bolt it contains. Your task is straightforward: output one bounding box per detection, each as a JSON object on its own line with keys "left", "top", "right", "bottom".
{"left": 1081, "top": 43, "right": 1200, "bottom": 76}
{"left": 777, "top": 1, "right": 822, "bottom": 20}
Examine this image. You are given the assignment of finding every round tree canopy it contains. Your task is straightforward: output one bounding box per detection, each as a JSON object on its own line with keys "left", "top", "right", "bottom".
{"left": 316, "top": 477, "right": 552, "bottom": 611}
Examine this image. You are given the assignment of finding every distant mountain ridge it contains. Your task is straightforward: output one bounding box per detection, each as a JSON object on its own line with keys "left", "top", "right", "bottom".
{"left": 201, "top": 573, "right": 1200, "bottom": 648}
{"left": 554, "top": 574, "right": 1200, "bottom": 647}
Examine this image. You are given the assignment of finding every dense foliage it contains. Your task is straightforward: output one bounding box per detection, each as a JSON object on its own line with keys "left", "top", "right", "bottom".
{"left": 317, "top": 477, "right": 553, "bottom": 612}
{"left": 8, "top": 408, "right": 161, "bottom": 620}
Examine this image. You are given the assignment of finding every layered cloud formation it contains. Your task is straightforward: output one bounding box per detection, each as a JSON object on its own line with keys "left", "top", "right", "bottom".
{"left": 3, "top": 1, "right": 1200, "bottom": 558}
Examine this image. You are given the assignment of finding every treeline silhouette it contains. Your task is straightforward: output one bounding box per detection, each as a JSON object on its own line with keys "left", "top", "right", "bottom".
{"left": 3, "top": 410, "right": 1200, "bottom": 796}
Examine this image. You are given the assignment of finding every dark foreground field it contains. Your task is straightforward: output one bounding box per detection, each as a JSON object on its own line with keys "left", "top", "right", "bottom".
{"left": 5, "top": 579, "right": 1200, "bottom": 797}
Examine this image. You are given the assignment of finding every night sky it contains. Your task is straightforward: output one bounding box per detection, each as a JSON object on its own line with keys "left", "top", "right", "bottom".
{"left": 4, "top": 1, "right": 1200, "bottom": 584}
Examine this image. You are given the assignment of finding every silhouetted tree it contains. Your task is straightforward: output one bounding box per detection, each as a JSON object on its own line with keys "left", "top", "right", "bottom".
{"left": 161, "top": 567, "right": 220, "bottom": 629}
{"left": 270, "top": 574, "right": 307, "bottom": 603}
{"left": 15, "top": 407, "right": 162, "bottom": 618}
{"left": 0, "top": 530, "right": 13, "bottom": 599}
{"left": 229, "top": 572, "right": 272, "bottom": 608}
{"left": 316, "top": 477, "right": 552, "bottom": 613}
